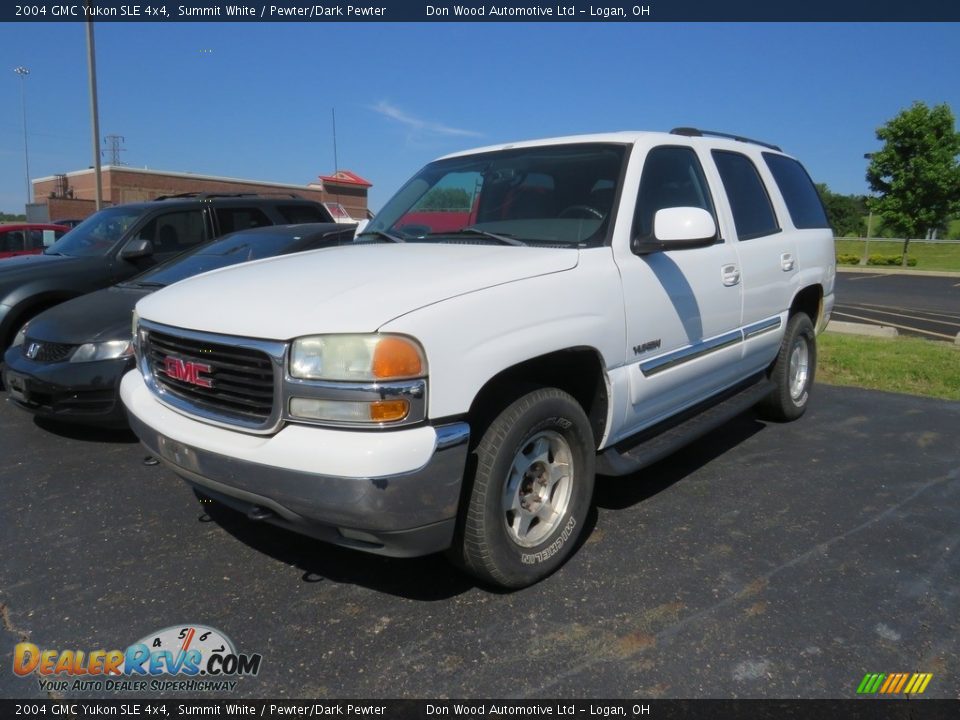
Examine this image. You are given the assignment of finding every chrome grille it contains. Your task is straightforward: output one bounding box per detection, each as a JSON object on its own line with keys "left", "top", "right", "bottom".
{"left": 145, "top": 328, "right": 276, "bottom": 424}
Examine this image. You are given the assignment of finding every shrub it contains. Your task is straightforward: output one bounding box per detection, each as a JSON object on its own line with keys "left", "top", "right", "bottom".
{"left": 834, "top": 253, "right": 918, "bottom": 267}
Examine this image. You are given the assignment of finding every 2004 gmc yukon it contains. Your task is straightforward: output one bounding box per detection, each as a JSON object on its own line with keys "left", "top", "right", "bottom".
{"left": 121, "top": 129, "right": 835, "bottom": 588}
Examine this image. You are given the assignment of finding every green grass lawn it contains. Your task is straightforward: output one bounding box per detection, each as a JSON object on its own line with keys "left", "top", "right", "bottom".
{"left": 834, "top": 238, "right": 960, "bottom": 272}
{"left": 818, "top": 332, "right": 960, "bottom": 401}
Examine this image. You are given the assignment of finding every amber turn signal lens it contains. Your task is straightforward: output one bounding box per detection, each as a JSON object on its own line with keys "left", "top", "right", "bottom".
{"left": 372, "top": 337, "right": 423, "bottom": 379}
{"left": 369, "top": 400, "right": 409, "bottom": 422}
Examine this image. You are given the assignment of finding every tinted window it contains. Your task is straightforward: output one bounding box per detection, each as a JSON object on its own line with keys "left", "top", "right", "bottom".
{"left": 134, "top": 210, "right": 206, "bottom": 255}
{"left": 633, "top": 146, "right": 716, "bottom": 240}
{"left": 763, "top": 153, "right": 830, "bottom": 229}
{"left": 278, "top": 204, "right": 332, "bottom": 224}
{"left": 215, "top": 207, "right": 272, "bottom": 235}
{"left": 712, "top": 151, "right": 780, "bottom": 240}
{"left": 0, "top": 230, "right": 25, "bottom": 252}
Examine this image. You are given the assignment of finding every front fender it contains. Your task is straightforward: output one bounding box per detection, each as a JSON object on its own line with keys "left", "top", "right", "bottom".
{"left": 380, "top": 248, "right": 625, "bottom": 420}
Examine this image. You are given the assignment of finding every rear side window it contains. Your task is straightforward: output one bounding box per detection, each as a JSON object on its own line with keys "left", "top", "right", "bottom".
{"left": 215, "top": 207, "right": 272, "bottom": 235}
{"left": 712, "top": 151, "right": 780, "bottom": 240}
{"left": 763, "top": 153, "right": 830, "bottom": 229}
{"left": 278, "top": 204, "right": 333, "bottom": 224}
{"left": 633, "top": 146, "right": 716, "bottom": 240}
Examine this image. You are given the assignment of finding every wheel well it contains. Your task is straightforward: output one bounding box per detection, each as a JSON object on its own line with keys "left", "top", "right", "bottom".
{"left": 790, "top": 285, "right": 822, "bottom": 324}
{"left": 466, "top": 348, "right": 609, "bottom": 449}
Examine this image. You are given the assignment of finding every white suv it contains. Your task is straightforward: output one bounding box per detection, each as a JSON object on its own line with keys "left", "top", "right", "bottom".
{"left": 122, "top": 129, "right": 836, "bottom": 589}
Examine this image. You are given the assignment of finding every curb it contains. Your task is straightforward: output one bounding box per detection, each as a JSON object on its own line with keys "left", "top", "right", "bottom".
{"left": 837, "top": 266, "right": 960, "bottom": 279}
{"left": 826, "top": 320, "right": 898, "bottom": 338}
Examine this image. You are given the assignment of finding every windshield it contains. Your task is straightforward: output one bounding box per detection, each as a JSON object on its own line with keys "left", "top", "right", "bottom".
{"left": 125, "top": 229, "right": 309, "bottom": 287}
{"left": 44, "top": 206, "right": 144, "bottom": 257}
{"left": 364, "top": 143, "right": 627, "bottom": 247}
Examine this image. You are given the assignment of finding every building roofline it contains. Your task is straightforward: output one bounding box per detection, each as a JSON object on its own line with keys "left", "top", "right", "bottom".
{"left": 318, "top": 170, "right": 373, "bottom": 188}
{"left": 32, "top": 166, "right": 328, "bottom": 192}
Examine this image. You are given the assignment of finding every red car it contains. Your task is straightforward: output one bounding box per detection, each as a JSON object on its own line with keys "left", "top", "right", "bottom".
{"left": 0, "top": 223, "right": 71, "bottom": 260}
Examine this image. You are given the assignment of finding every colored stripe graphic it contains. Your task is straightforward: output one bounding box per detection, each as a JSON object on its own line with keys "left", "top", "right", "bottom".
{"left": 857, "top": 672, "right": 933, "bottom": 694}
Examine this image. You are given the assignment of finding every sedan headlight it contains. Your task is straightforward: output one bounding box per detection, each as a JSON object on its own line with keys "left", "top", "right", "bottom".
{"left": 12, "top": 323, "right": 28, "bottom": 348}
{"left": 290, "top": 334, "right": 425, "bottom": 382}
{"left": 70, "top": 340, "right": 134, "bottom": 363}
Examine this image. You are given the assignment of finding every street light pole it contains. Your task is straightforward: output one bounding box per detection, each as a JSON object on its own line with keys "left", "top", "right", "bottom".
{"left": 861, "top": 152, "right": 874, "bottom": 266}
{"left": 13, "top": 66, "right": 31, "bottom": 208}
{"left": 85, "top": 1, "right": 103, "bottom": 210}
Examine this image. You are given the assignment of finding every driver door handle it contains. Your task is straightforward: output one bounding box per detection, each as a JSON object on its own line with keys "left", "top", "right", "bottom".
{"left": 721, "top": 264, "right": 740, "bottom": 287}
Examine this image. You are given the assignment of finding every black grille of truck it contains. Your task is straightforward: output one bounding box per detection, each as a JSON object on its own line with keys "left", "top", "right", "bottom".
{"left": 145, "top": 328, "right": 275, "bottom": 424}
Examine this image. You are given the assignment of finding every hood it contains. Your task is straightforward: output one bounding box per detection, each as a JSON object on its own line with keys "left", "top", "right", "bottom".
{"left": 0, "top": 254, "right": 84, "bottom": 285}
{"left": 26, "top": 285, "right": 150, "bottom": 344}
{"left": 136, "top": 243, "right": 579, "bottom": 339}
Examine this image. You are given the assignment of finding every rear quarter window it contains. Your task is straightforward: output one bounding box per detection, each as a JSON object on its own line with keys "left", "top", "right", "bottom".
{"left": 711, "top": 150, "right": 780, "bottom": 241}
{"left": 278, "top": 204, "right": 334, "bottom": 224}
{"left": 763, "top": 153, "right": 830, "bottom": 229}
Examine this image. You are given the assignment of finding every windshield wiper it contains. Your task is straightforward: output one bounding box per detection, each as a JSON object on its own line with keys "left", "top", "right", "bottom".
{"left": 356, "top": 230, "right": 406, "bottom": 244}
{"left": 437, "top": 228, "right": 527, "bottom": 247}
{"left": 133, "top": 281, "right": 166, "bottom": 288}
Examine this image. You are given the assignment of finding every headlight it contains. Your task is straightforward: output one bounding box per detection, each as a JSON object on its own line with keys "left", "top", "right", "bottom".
{"left": 290, "top": 334, "right": 425, "bottom": 381}
{"left": 70, "top": 340, "right": 134, "bottom": 363}
{"left": 12, "top": 323, "right": 28, "bottom": 348}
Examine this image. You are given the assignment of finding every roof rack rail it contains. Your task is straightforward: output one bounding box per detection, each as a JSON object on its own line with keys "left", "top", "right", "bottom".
{"left": 152, "top": 192, "right": 305, "bottom": 201}
{"left": 670, "top": 127, "right": 782, "bottom": 152}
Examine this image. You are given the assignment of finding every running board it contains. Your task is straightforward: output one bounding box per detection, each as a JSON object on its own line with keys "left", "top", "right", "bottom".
{"left": 597, "top": 375, "right": 773, "bottom": 477}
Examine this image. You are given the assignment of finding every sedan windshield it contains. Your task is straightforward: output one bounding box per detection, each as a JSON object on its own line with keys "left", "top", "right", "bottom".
{"left": 44, "top": 206, "right": 144, "bottom": 257}
{"left": 362, "top": 143, "right": 628, "bottom": 247}
{"left": 125, "top": 229, "right": 309, "bottom": 288}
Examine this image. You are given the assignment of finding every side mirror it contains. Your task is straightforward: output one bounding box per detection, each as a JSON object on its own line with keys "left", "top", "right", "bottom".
{"left": 119, "top": 238, "right": 154, "bottom": 261}
{"left": 634, "top": 207, "right": 718, "bottom": 254}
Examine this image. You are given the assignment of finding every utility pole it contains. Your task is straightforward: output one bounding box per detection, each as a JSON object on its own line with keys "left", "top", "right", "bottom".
{"left": 13, "top": 66, "right": 31, "bottom": 207}
{"left": 85, "top": 0, "right": 103, "bottom": 210}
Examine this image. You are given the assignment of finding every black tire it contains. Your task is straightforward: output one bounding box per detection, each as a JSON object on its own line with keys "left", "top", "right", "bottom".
{"left": 758, "top": 312, "right": 817, "bottom": 422}
{"left": 452, "top": 387, "right": 595, "bottom": 589}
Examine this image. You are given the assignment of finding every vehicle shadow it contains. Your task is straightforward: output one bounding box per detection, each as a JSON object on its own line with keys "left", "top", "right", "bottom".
{"left": 190, "top": 413, "right": 762, "bottom": 600}
{"left": 593, "top": 411, "right": 767, "bottom": 510}
{"left": 33, "top": 416, "right": 139, "bottom": 444}
{"left": 199, "top": 499, "right": 477, "bottom": 601}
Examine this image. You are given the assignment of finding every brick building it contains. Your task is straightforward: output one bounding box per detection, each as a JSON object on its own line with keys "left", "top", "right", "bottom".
{"left": 29, "top": 166, "right": 372, "bottom": 223}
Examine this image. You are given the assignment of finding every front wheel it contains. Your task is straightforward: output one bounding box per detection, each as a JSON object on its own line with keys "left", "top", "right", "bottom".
{"left": 453, "top": 387, "right": 595, "bottom": 589}
{"left": 758, "top": 312, "right": 817, "bottom": 421}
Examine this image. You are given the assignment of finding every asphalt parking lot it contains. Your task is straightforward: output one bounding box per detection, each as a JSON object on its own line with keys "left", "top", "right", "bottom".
{"left": 834, "top": 272, "right": 960, "bottom": 340}
{"left": 1, "top": 384, "right": 958, "bottom": 699}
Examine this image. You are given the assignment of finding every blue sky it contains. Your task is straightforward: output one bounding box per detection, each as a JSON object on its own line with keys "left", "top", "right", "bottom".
{"left": 1, "top": 22, "right": 959, "bottom": 213}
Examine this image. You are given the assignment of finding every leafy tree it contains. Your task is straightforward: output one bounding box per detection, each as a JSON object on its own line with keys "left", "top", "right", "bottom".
{"left": 0, "top": 212, "right": 27, "bottom": 222}
{"left": 866, "top": 102, "right": 960, "bottom": 265}
{"left": 416, "top": 188, "right": 472, "bottom": 211}
{"left": 815, "top": 184, "right": 867, "bottom": 236}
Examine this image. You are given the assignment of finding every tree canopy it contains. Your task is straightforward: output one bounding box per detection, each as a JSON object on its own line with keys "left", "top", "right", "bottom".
{"left": 816, "top": 184, "right": 867, "bottom": 236}
{"left": 866, "top": 101, "right": 960, "bottom": 263}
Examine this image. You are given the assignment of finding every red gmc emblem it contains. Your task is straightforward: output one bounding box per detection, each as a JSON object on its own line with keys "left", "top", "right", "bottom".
{"left": 163, "top": 356, "right": 213, "bottom": 388}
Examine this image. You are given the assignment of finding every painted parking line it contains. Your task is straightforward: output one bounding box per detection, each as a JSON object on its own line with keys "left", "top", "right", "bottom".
{"left": 842, "top": 301, "right": 960, "bottom": 321}
{"left": 830, "top": 310, "right": 957, "bottom": 340}
{"left": 837, "top": 304, "right": 960, "bottom": 328}
{"left": 848, "top": 274, "right": 890, "bottom": 281}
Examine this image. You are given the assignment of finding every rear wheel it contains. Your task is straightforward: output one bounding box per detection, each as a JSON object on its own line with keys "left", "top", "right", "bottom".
{"left": 759, "top": 313, "right": 817, "bottom": 421}
{"left": 453, "top": 387, "right": 595, "bottom": 589}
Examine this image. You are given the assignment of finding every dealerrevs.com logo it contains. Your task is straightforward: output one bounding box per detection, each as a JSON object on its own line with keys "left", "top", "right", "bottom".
{"left": 13, "top": 624, "right": 262, "bottom": 693}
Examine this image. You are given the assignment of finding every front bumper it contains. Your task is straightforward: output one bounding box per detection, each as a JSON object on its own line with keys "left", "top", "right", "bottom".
{"left": 121, "top": 370, "right": 470, "bottom": 557}
{"left": 3, "top": 346, "right": 132, "bottom": 428}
